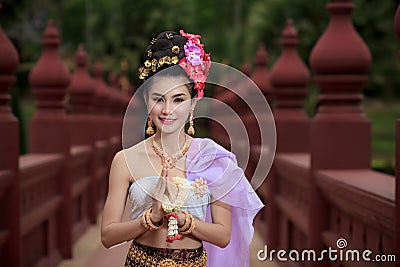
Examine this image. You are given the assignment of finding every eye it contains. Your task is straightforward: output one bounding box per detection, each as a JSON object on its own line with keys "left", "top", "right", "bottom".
{"left": 174, "top": 98, "right": 184, "bottom": 102}
{"left": 153, "top": 97, "right": 163, "bottom": 102}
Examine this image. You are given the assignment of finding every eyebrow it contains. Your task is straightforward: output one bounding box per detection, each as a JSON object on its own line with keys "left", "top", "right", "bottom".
{"left": 151, "top": 93, "right": 188, "bottom": 98}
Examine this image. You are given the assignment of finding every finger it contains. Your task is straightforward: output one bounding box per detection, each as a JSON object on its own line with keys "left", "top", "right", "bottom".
{"left": 159, "top": 165, "right": 167, "bottom": 192}
{"left": 152, "top": 166, "right": 167, "bottom": 199}
{"left": 160, "top": 173, "right": 167, "bottom": 197}
{"left": 155, "top": 166, "right": 167, "bottom": 192}
{"left": 161, "top": 165, "right": 167, "bottom": 178}
{"left": 168, "top": 186, "right": 178, "bottom": 203}
{"left": 164, "top": 165, "right": 169, "bottom": 179}
{"left": 166, "top": 178, "right": 178, "bottom": 203}
{"left": 153, "top": 175, "right": 163, "bottom": 197}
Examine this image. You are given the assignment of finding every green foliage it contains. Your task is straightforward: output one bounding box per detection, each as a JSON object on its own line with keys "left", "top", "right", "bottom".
{"left": 363, "top": 99, "right": 399, "bottom": 166}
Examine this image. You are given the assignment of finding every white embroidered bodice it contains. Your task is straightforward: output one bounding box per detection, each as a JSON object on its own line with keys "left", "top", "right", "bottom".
{"left": 129, "top": 176, "right": 211, "bottom": 220}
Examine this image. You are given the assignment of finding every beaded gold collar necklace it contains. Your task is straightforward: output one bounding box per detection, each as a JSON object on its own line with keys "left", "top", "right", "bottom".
{"left": 151, "top": 135, "right": 190, "bottom": 168}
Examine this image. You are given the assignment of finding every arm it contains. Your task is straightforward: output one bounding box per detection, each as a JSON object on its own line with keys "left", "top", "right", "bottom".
{"left": 101, "top": 151, "right": 148, "bottom": 248}
{"left": 101, "top": 151, "right": 168, "bottom": 248}
{"left": 178, "top": 199, "right": 232, "bottom": 248}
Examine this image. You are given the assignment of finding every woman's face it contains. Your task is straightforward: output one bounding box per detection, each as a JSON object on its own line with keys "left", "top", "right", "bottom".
{"left": 147, "top": 76, "right": 195, "bottom": 135}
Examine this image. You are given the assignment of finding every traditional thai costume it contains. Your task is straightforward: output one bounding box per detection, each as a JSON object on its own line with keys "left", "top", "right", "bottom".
{"left": 125, "top": 138, "right": 264, "bottom": 267}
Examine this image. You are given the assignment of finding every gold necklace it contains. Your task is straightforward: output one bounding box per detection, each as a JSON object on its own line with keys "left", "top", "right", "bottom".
{"left": 152, "top": 135, "right": 189, "bottom": 168}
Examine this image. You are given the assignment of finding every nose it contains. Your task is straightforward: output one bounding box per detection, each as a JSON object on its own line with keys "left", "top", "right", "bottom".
{"left": 161, "top": 100, "right": 173, "bottom": 115}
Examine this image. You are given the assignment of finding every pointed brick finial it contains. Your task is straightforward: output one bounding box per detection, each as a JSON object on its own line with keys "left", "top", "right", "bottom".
{"left": 282, "top": 19, "right": 296, "bottom": 38}
{"left": 0, "top": 4, "right": 19, "bottom": 116}
{"left": 270, "top": 19, "right": 310, "bottom": 152}
{"left": 251, "top": 43, "right": 273, "bottom": 103}
{"left": 29, "top": 19, "right": 70, "bottom": 109}
{"left": 92, "top": 60, "right": 110, "bottom": 115}
{"left": 68, "top": 44, "right": 94, "bottom": 114}
{"left": 270, "top": 19, "right": 310, "bottom": 110}
{"left": 93, "top": 60, "right": 103, "bottom": 78}
{"left": 75, "top": 44, "right": 87, "bottom": 67}
{"left": 108, "top": 72, "right": 124, "bottom": 116}
{"left": 310, "top": 1, "right": 371, "bottom": 75}
{"left": 241, "top": 60, "right": 251, "bottom": 77}
{"left": 0, "top": 3, "right": 19, "bottom": 74}
{"left": 108, "top": 72, "right": 118, "bottom": 88}
{"left": 309, "top": 0, "right": 371, "bottom": 117}
{"left": 0, "top": 13, "right": 19, "bottom": 70}
{"left": 255, "top": 43, "right": 268, "bottom": 66}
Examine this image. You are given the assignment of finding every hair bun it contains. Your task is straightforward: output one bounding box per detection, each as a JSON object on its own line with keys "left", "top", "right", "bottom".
{"left": 151, "top": 39, "right": 172, "bottom": 51}
{"left": 156, "top": 31, "right": 177, "bottom": 39}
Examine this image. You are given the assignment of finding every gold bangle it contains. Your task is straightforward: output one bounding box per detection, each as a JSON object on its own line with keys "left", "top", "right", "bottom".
{"left": 178, "top": 211, "right": 191, "bottom": 232}
{"left": 180, "top": 214, "right": 195, "bottom": 235}
{"left": 145, "top": 208, "right": 164, "bottom": 230}
{"left": 141, "top": 209, "right": 150, "bottom": 230}
{"left": 141, "top": 208, "right": 163, "bottom": 230}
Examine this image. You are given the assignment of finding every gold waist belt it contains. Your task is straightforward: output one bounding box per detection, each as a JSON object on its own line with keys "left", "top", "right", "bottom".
{"left": 124, "top": 241, "right": 207, "bottom": 267}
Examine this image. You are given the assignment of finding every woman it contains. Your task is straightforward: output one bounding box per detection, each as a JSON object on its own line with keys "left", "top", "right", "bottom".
{"left": 101, "top": 30, "right": 264, "bottom": 267}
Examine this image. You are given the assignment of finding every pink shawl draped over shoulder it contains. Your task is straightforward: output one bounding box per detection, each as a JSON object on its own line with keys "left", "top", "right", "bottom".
{"left": 186, "top": 138, "right": 264, "bottom": 267}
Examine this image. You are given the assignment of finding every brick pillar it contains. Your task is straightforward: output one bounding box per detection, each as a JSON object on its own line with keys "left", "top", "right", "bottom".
{"left": 270, "top": 19, "right": 310, "bottom": 153}
{"left": 68, "top": 44, "right": 95, "bottom": 145}
{"left": 308, "top": 0, "right": 372, "bottom": 265}
{"left": 68, "top": 44, "right": 98, "bottom": 223}
{"left": 268, "top": 19, "right": 311, "bottom": 250}
{"left": 251, "top": 43, "right": 273, "bottom": 105}
{"left": 241, "top": 60, "right": 251, "bottom": 77}
{"left": 92, "top": 61, "right": 112, "bottom": 207}
{"left": 247, "top": 44, "right": 272, "bottom": 179}
{"left": 28, "top": 20, "right": 73, "bottom": 257}
{"left": 0, "top": 6, "right": 20, "bottom": 265}
{"left": 93, "top": 60, "right": 111, "bottom": 142}
{"left": 108, "top": 72, "right": 123, "bottom": 139}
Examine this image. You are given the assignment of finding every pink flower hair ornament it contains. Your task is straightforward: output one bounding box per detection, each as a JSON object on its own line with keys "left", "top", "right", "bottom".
{"left": 138, "top": 30, "right": 211, "bottom": 99}
{"left": 178, "top": 30, "right": 211, "bottom": 99}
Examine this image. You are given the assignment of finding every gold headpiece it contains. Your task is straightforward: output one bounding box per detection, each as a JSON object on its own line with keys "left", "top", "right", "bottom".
{"left": 138, "top": 56, "right": 179, "bottom": 80}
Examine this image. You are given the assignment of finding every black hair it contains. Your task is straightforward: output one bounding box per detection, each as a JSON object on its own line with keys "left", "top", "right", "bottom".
{"left": 141, "top": 31, "right": 197, "bottom": 98}
{"left": 142, "top": 31, "right": 197, "bottom": 138}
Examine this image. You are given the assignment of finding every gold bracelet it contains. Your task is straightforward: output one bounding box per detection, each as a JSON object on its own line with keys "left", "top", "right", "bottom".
{"left": 178, "top": 211, "right": 191, "bottom": 232}
{"left": 143, "top": 208, "right": 164, "bottom": 230}
{"left": 146, "top": 208, "right": 164, "bottom": 230}
{"left": 180, "top": 214, "right": 195, "bottom": 235}
{"left": 141, "top": 209, "right": 150, "bottom": 230}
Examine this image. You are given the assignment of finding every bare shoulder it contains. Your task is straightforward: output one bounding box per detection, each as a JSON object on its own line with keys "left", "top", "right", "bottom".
{"left": 113, "top": 139, "right": 149, "bottom": 180}
{"left": 121, "top": 139, "right": 149, "bottom": 159}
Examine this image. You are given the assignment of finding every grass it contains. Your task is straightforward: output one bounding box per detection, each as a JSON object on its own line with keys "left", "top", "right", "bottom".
{"left": 362, "top": 99, "right": 398, "bottom": 174}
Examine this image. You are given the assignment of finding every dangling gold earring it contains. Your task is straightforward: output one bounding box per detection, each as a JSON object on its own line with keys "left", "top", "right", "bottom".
{"left": 187, "top": 110, "right": 195, "bottom": 136}
{"left": 146, "top": 116, "right": 154, "bottom": 135}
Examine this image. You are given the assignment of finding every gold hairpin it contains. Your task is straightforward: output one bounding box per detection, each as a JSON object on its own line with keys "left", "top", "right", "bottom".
{"left": 166, "top": 33, "right": 173, "bottom": 39}
{"left": 172, "top": 46, "right": 180, "bottom": 54}
{"left": 138, "top": 56, "right": 180, "bottom": 80}
{"left": 147, "top": 50, "right": 152, "bottom": 57}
